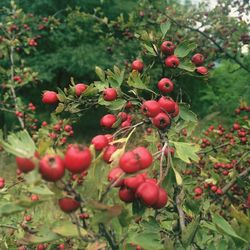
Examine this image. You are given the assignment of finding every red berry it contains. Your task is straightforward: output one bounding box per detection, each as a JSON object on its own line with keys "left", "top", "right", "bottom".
{"left": 103, "top": 145, "right": 117, "bottom": 163}
{"left": 53, "top": 124, "right": 61, "bottom": 131}
{"left": 124, "top": 174, "right": 146, "bottom": 190}
{"left": 103, "top": 88, "right": 118, "bottom": 101}
{"left": 196, "top": 66, "right": 208, "bottom": 75}
{"left": 25, "top": 215, "right": 32, "bottom": 222}
{"left": 157, "top": 78, "right": 174, "bottom": 94}
{"left": 75, "top": 83, "right": 87, "bottom": 97}
{"left": 152, "top": 112, "right": 171, "bottom": 129}
{"left": 64, "top": 125, "right": 72, "bottom": 132}
{"left": 117, "top": 112, "right": 128, "bottom": 122}
{"left": 211, "top": 185, "right": 217, "bottom": 192}
{"left": 42, "top": 121, "right": 47, "bottom": 127}
{"left": 64, "top": 145, "right": 92, "bottom": 173}
{"left": 192, "top": 53, "right": 204, "bottom": 66}
{"left": 133, "top": 147, "right": 153, "bottom": 169}
{"left": 170, "top": 102, "right": 180, "bottom": 118}
{"left": 233, "top": 123, "right": 240, "bottom": 130}
{"left": 131, "top": 59, "right": 144, "bottom": 72}
{"left": 165, "top": 55, "right": 179, "bottom": 68}
{"left": 16, "top": 156, "right": 35, "bottom": 173}
{"left": 141, "top": 100, "right": 161, "bottom": 118}
{"left": 42, "top": 91, "right": 58, "bottom": 104}
{"left": 108, "top": 167, "right": 125, "bottom": 187}
{"left": 58, "top": 244, "right": 65, "bottom": 250}
{"left": 36, "top": 244, "right": 45, "bottom": 250}
{"left": 121, "top": 120, "right": 131, "bottom": 128}
{"left": 58, "top": 197, "right": 80, "bottom": 213}
{"left": 39, "top": 155, "right": 65, "bottom": 182}
{"left": 194, "top": 187, "right": 203, "bottom": 196}
{"left": 216, "top": 188, "right": 223, "bottom": 195}
{"left": 31, "top": 194, "right": 39, "bottom": 201}
{"left": 136, "top": 182, "right": 159, "bottom": 206}
{"left": 119, "top": 151, "right": 141, "bottom": 173}
{"left": 119, "top": 186, "right": 135, "bottom": 203}
{"left": 158, "top": 97, "right": 175, "bottom": 113}
{"left": 160, "top": 41, "right": 175, "bottom": 55}
{"left": 100, "top": 114, "right": 117, "bottom": 129}
{"left": 153, "top": 188, "right": 168, "bottom": 209}
{"left": 91, "top": 135, "right": 109, "bottom": 150}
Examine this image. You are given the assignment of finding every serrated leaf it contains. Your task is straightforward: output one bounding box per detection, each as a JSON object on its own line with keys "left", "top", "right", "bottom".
{"left": 52, "top": 220, "right": 88, "bottom": 237}
{"left": 179, "top": 104, "right": 197, "bottom": 122}
{"left": 212, "top": 213, "right": 247, "bottom": 242}
{"left": 0, "top": 130, "right": 36, "bottom": 157}
{"left": 160, "top": 21, "right": 171, "bottom": 37}
{"left": 127, "top": 71, "right": 151, "bottom": 92}
{"left": 21, "top": 229, "right": 59, "bottom": 243}
{"left": 175, "top": 41, "right": 197, "bottom": 58}
{"left": 171, "top": 141, "right": 200, "bottom": 163}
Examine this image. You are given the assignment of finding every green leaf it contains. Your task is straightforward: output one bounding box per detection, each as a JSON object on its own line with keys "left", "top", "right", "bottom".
{"left": 181, "top": 217, "right": 200, "bottom": 247}
{"left": 171, "top": 141, "right": 200, "bottom": 163}
{"left": 52, "top": 220, "right": 88, "bottom": 237}
{"left": 0, "top": 130, "right": 36, "bottom": 158}
{"left": 212, "top": 213, "right": 247, "bottom": 242}
{"left": 175, "top": 41, "right": 197, "bottom": 58}
{"left": 160, "top": 21, "right": 171, "bottom": 37}
{"left": 98, "top": 97, "right": 126, "bottom": 111}
{"left": 127, "top": 231, "right": 162, "bottom": 250}
{"left": 127, "top": 71, "right": 151, "bottom": 92}
{"left": 29, "top": 185, "right": 54, "bottom": 196}
{"left": 144, "top": 44, "right": 157, "bottom": 56}
{"left": 95, "top": 66, "right": 105, "bottom": 81}
{"left": 179, "top": 104, "right": 198, "bottom": 122}
{"left": 0, "top": 202, "right": 24, "bottom": 217}
{"left": 22, "top": 228, "right": 60, "bottom": 243}
{"left": 178, "top": 61, "right": 196, "bottom": 72}
{"left": 107, "top": 66, "right": 125, "bottom": 88}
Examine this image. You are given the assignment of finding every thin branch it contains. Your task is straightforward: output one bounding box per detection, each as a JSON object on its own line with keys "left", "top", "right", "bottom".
{"left": 165, "top": 14, "right": 250, "bottom": 74}
{"left": 176, "top": 189, "right": 186, "bottom": 232}
{"left": 99, "top": 223, "right": 118, "bottom": 250}
{"left": 0, "top": 224, "right": 18, "bottom": 230}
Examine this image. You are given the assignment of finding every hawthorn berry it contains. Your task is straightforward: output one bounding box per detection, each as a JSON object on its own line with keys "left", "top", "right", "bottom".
{"left": 58, "top": 197, "right": 80, "bottom": 213}
{"left": 100, "top": 114, "right": 117, "bottom": 129}
{"left": 42, "top": 91, "right": 58, "bottom": 104}
{"left": 108, "top": 167, "right": 125, "bottom": 187}
{"left": 152, "top": 112, "right": 171, "bottom": 129}
{"left": 141, "top": 100, "right": 161, "bottom": 118}
{"left": 124, "top": 174, "right": 146, "bottom": 190}
{"left": 16, "top": 156, "right": 35, "bottom": 173}
{"left": 119, "top": 186, "right": 135, "bottom": 203}
{"left": 131, "top": 59, "right": 144, "bottom": 72}
{"left": 157, "top": 78, "right": 174, "bottom": 94}
{"left": 64, "top": 144, "right": 92, "bottom": 173}
{"left": 75, "top": 83, "right": 87, "bottom": 96}
{"left": 103, "top": 88, "right": 118, "bottom": 101}
{"left": 136, "top": 181, "right": 159, "bottom": 206}
{"left": 103, "top": 145, "right": 117, "bottom": 163}
{"left": 91, "top": 135, "right": 109, "bottom": 150}
{"left": 153, "top": 188, "right": 168, "bottom": 209}
{"left": 165, "top": 55, "right": 180, "bottom": 68}
{"left": 196, "top": 66, "right": 208, "bottom": 75}
{"left": 158, "top": 97, "right": 175, "bottom": 113}
{"left": 192, "top": 53, "right": 204, "bottom": 66}
{"left": 160, "top": 41, "right": 175, "bottom": 55}
{"left": 39, "top": 155, "right": 65, "bottom": 182}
